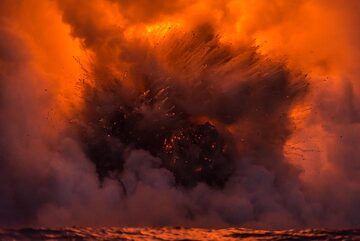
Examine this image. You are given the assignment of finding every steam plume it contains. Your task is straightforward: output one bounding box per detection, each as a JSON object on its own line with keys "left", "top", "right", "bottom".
{"left": 0, "top": 0, "right": 358, "bottom": 228}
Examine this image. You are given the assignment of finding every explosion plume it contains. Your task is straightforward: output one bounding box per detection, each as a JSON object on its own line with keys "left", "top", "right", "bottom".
{"left": 76, "top": 24, "right": 308, "bottom": 189}
{"left": 0, "top": 0, "right": 358, "bottom": 229}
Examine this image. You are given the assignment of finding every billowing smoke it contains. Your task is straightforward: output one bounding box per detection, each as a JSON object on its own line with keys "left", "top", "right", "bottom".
{"left": 0, "top": 0, "right": 358, "bottom": 229}
{"left": 76, "top": 23, "right": 307, "bottom": 190}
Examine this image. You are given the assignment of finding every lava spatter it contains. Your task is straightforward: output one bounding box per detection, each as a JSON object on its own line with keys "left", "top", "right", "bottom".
{"left": 162, "top": 122, "right": 233, "bottom": 187}
{"left": 76, "top": 24, "right": 308, "bottom": 191}
{"left": 78, "top": 85, "right": 235, "bottom": 188}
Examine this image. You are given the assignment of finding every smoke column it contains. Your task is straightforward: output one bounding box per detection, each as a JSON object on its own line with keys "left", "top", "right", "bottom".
{"left": 0, "top": 0, "right": 358, "bottom": 229}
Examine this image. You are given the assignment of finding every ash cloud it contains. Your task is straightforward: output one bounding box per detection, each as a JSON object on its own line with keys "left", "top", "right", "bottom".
{"left": 57, "top": 0, "right": 310, "bottom": 228}
{"left": 75, "top": 23, "right": 307, "bottom": 189}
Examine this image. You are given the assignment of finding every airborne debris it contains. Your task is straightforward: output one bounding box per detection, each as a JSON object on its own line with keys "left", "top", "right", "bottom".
{"left": 79, "top": 86, "right": 235, "bottom": 188}
{"left": 77, "top": 24, "right": 308, "bottom": 190}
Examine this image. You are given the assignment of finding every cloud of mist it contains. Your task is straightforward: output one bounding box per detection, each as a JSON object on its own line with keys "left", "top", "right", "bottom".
{"left": 0, "top": 0, "right": 358, "bottom": 229}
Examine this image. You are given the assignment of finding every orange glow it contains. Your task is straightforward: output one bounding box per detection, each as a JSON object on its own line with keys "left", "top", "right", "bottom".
{"left": 1, "top": 0, "right": 359, "bottom": 228}
{"left": 4, "top": 0, "right": 358, "bottom": 180}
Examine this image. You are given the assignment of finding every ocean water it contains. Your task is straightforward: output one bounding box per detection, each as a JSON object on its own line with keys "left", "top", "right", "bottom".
{"left": 0, "top": 227, "right": 359, "bottom": 240}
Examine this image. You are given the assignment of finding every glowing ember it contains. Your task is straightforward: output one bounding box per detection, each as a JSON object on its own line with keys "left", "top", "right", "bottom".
{"left": 76, "top": 25, "right": 307, "bottom": 190}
